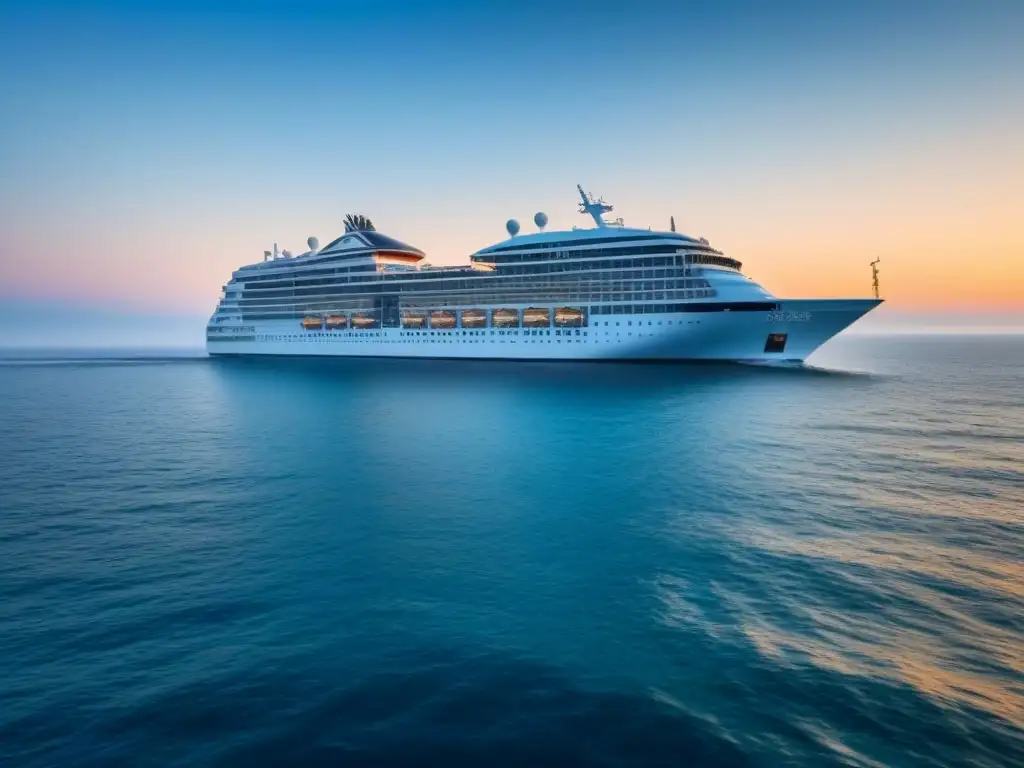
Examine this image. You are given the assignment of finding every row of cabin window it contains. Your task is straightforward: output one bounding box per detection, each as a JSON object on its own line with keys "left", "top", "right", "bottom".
{"left": 239, "top": 275, "right": 713, "bottom": 302}
{"left": 245, "top": 262, "right": 699, "bottom": 292}
{"left": 243, "top": 268, "right": 704, "bottom": 296}
{"left": 233, "top": 248, "right": 736, "bottom": 289}
{"left": 237, "top": 263, "right": 380, "bottom": 285}
{"left": 236, "top": 245, "right": 694, "bottom": 285}
{"left": 249, "top": 329, "right": 590, "bottom": 342}
{"left": 395, "top": 287, "right": 714, "bottom": 307}
{"left": 236, "top": 253, "right": 711, "bottom": 291}
{"left": 479, "top": 234, "right": 713, "bottom": 254}
{"left": 479, "top": 244, "right": 716, "bottom": 263}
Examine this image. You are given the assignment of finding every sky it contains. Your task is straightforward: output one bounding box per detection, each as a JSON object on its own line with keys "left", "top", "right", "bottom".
{"left": 0, "top": 0, "right": 1022, "bottom": 346}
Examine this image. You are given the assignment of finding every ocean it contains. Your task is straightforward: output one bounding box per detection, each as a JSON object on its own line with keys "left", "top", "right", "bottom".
{"left": 1, "top": 335, "right": 1021, "bottom": 767}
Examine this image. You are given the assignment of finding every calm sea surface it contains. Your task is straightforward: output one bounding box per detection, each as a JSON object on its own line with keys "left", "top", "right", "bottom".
{"left": 1, "top": 336, "right": 1021, "bottom": 767}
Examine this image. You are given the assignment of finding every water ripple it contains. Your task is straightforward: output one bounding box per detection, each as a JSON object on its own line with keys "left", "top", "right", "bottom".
{"left": 1, "top": 336, "right": 1022, "bottom": 767}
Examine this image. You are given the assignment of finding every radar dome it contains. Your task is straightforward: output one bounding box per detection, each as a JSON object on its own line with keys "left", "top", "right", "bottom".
{"left": 307, "top": 236, "right": 320, "bottom": 251}
{"left": 506, "top": 219, "right": 520, "bottom": 237}
{"left": 534, "top": 212, "right": 548, "bottom": 230}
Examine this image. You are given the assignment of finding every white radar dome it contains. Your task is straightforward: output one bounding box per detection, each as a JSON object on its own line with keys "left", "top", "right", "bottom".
{"left": 534, "top": 212, "right": 548, "bottom": 230}
{"left": 506, "top": 219, "right": 520, "bottom": 237}
{"left": 307, "top": 236, "right": 319, "bottom": 251}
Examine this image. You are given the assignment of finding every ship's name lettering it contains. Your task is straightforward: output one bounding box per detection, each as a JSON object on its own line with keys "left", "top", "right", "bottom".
{"left": 212, "top": 325, "right": 255, "bottom": 333}
{"left": 766, "top": 311, "right": 811, "bottom": 323}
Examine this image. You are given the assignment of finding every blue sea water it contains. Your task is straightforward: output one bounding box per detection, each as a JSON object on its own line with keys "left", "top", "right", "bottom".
{"left": 0, "top": 335, "right": 1021, "bottom": 767}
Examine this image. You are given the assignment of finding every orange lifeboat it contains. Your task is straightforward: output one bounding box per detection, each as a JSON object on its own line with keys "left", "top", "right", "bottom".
{"left": 429, "top": 310, "right": 456, "bottom": 329}
{"left": 325, "top": 314, "right": 348, "bottom": 329}
{"left": 460, "top": 309, "right": 487, "bottom": 328}
{"left": 401, "top": 311, "right": 427, "bottom": 329}
{"left": 491, "top": 308, "right": 519, "bottom": 328}
{"left": 554, "top": 307, "right": 585, "bottom": 327}
{"left": 523, "top": 307, "right": 551, "bottom": 327}
{"left": 351, "top": 312, "right": 379, "bottom": 329}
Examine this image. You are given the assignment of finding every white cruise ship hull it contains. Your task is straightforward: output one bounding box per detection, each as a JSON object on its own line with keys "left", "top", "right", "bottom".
{"left": 207, "top": 299, "right": 880, "bottom": 364}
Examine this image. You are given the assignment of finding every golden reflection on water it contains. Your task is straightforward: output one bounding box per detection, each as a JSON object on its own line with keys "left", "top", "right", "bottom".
{"left": 716, "top": 527, "right": 1024, "bottom": 728}
{"left": 751, "top": 529, "right": 1024, "bottom": 602}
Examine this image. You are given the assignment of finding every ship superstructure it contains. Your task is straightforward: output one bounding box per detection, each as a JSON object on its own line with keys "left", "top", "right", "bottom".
{"left": 207, "top": 188, "right": 881, "bottom": 362}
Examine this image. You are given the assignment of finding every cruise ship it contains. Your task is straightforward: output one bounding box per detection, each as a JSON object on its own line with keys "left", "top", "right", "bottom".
{"left": 206, "top": 187, "right": 881, "bottom": 363}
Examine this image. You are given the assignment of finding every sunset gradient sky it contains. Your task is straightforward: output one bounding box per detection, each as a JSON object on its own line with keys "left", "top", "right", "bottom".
{"left": 1, "top": 0, "right": 1022, "bottom": 336}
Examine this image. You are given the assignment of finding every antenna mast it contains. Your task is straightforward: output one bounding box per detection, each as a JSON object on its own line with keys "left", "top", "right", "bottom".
{"left": 577, "top": 184, "right": 614, "bottom": 228}
{"left": 870, "top": 258, "right": 881, "bottom": 299}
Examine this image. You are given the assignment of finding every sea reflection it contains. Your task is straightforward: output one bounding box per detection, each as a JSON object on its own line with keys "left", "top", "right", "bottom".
{"left": 4, "top": 340, "right": 1018, "bottom": 767}
{"left": 654, "top": 485, "right": 1023, "bottom": 741}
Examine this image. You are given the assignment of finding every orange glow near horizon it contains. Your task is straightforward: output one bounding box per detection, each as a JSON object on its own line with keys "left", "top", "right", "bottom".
{"left": 2, "top": 191, "right": 1020, "bottom": 317}
{"left": 1, "top": 109, "right": 1021, "bottom": 317}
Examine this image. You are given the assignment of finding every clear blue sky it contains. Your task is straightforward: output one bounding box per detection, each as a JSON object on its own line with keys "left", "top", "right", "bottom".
{"left": 1, "top": 0, "right": 1021, "bottom": 346}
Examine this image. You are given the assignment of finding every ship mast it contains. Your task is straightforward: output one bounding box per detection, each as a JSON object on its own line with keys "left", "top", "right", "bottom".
{"left": 870, "top": 258, "right": 881, "bottom": 299}
{"left": 577, "top": 184, "right": 614, "bottom": 228}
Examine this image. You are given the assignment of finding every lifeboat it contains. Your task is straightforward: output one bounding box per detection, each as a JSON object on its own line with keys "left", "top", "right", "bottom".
{"left": 351, "top": 312, "right": 379, "bottom": 329}
{"left": 302, "top": 316, "right": 324, "bottom": 330}
{"left": 429, "top": 310, "right": 456, "bottom": 329}
{"left": 522, "top": 307, "right": 551, "bottom": 328}
{"left": 401, "top": 311, "right": 427, "bottom": 329}
{"left": 491, "top": 308, "right": 519, "bottom": 328}
{"left": 325, "top": 314, "right": 348, "bottom": 329}
{"left": 554, "top": 307, "right": 585, "bottom": 327}
{"left": 460, "top": 309, "right": 487, "bottom": 328}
